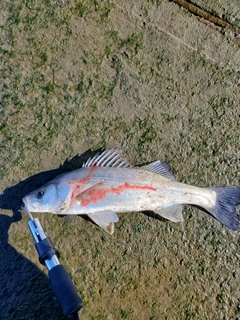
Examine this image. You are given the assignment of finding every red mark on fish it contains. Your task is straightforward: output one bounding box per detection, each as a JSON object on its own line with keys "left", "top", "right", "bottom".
{"left": 77, "top": 182, "right": 157, "bottom": 206}
{"left": 68, "top": 167, "right": 96, "bottom": 201}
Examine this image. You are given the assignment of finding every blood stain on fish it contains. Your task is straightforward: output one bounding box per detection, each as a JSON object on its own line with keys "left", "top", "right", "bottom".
{"left": 69, "top": 167, "right": 96, "bottom": 200}
{"left": 78, "top": 182, "right": 157, "bottom": 206}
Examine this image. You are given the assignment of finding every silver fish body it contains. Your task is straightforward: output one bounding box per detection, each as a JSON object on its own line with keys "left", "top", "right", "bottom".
{"left": 22, "top": 148, "right": 240, "bottom": 234}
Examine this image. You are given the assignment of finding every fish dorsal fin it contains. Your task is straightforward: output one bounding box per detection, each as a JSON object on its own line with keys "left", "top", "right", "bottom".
{"left": 83, "top": 148, "right": 133, "bottom": 168}
{"left": 88, "top": 210, "right": 119, "bottom": 235}
{"left": 141, "top": 161, "right": 176, "bottom": 180}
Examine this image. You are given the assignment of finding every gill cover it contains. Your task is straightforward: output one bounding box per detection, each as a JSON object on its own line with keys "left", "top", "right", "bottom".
{"left": 23, "top": 182, "right": 69, "bottom": 213}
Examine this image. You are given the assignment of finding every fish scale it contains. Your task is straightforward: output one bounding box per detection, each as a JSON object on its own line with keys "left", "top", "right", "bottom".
{"left": 22, "top": 148, "right": 240, "bottom": 234}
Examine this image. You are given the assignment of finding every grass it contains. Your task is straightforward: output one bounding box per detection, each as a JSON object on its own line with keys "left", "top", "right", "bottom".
{"left": 1, "top": 0, "right": 240, "bottom": 319}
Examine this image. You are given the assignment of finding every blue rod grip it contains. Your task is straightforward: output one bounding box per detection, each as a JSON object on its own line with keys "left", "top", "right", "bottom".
{"left": 48, "top": 264, "right": 83, "bottom": 317}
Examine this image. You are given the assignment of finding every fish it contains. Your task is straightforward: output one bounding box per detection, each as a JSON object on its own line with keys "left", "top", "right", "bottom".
{"left": 22, "top": 148, "right": 240, "bottom": 234}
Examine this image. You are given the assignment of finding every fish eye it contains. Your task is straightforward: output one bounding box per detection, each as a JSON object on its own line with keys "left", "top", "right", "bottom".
{"left": 36, "top": 189, "right": 45, "bottom": 199}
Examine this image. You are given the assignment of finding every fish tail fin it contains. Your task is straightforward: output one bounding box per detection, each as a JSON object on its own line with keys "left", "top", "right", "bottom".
{"left": 205, "top": 186, "right": 240, "bottom": 230}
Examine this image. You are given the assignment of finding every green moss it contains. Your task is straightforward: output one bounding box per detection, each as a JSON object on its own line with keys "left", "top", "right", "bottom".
{"left": 99, "top": 2, "right": 116, "bottom": 21}
{"left": 73, "top": 1, "right": 89, "bottom": 17}
{"left": 119, "top": 33, "right": 144, "bottom": 56}
{"left": 42, "top": 81, "right": 56, "bottom": 93}
{"left": 1, "top": 0, "right": 240, "bottom": 319}
{"left": 8, "top": 4, "right": 23, "bottom": 25}
{"left": 120, "top": 308, "right": 134, "bottom": 318}
{"left": 217, "top": 292, "right": 227, "bottom": 304}
{"left": 0, "top": 164, "right": 8, "bottom": 178}
{"left": 37, "top": 52, "right": 48, "bottom": 66}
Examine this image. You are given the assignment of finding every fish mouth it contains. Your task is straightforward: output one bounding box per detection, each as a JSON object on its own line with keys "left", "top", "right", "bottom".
{"left": 22, "top": 196, "right": 37, "bottom": 212}
{"left": 21, "top": 201, "right": 34, "bottom": 220}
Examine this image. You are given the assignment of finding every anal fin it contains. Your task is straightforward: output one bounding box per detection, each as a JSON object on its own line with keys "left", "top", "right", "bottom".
{"left": 88, "top": 210, "right": 119, "bottom": 235}
{"left": 154, "top": 204, "right": 183, "bottom": 222}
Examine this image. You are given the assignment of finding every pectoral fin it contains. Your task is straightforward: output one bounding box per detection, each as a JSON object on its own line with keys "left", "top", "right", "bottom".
{"left": 154, "top": 204, "right": 183, "bottom": 222}
{"left": 88, "top": 210, "right": 119, "bottom": 235}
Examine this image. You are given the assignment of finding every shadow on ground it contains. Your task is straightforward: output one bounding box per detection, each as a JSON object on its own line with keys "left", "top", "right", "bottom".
{"left": 0, "top": 149, "right": 96, "bottom": 320}
{"left": 0, "top": 212, "right": 66, "bottom": 320}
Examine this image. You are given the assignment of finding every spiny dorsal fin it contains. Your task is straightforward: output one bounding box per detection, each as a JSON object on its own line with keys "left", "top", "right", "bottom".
{"left": 141, "top": 161, "right": 176, "bottom": 180}
{"left": 83, "top": 148, "right": 133, "bottom": 168}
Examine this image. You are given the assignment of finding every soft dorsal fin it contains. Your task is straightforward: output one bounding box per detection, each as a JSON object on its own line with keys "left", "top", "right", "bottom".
{"left": 141, "top": 161, "right": 176, "bottom": 180}
{"left": 83, "top": 148, "right": 133, "bottom": 168}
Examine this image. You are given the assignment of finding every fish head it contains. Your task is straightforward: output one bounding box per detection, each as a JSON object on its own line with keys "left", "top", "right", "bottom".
{"left": 22, "top": 182, "right": 70, "bottom": 213}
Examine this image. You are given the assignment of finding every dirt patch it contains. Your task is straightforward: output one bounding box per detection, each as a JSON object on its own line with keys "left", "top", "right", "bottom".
{"left": 0, "top": 1, "right": 240, "bottom": 319}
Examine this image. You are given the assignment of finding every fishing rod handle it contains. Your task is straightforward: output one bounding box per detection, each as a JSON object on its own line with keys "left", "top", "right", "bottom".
{"left": 49, "top": 264, "right": 84, "bottom": 317}
{"left": 28, "top": 219, "right": 60, "bottom": 270}
{"left": 28, "top": 218, "right": 83, "bottom": 317}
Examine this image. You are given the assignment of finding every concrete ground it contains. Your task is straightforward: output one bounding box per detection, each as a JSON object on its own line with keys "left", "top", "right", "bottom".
{"left": 0, "top": 0, "right": 239, "bottom": 319}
